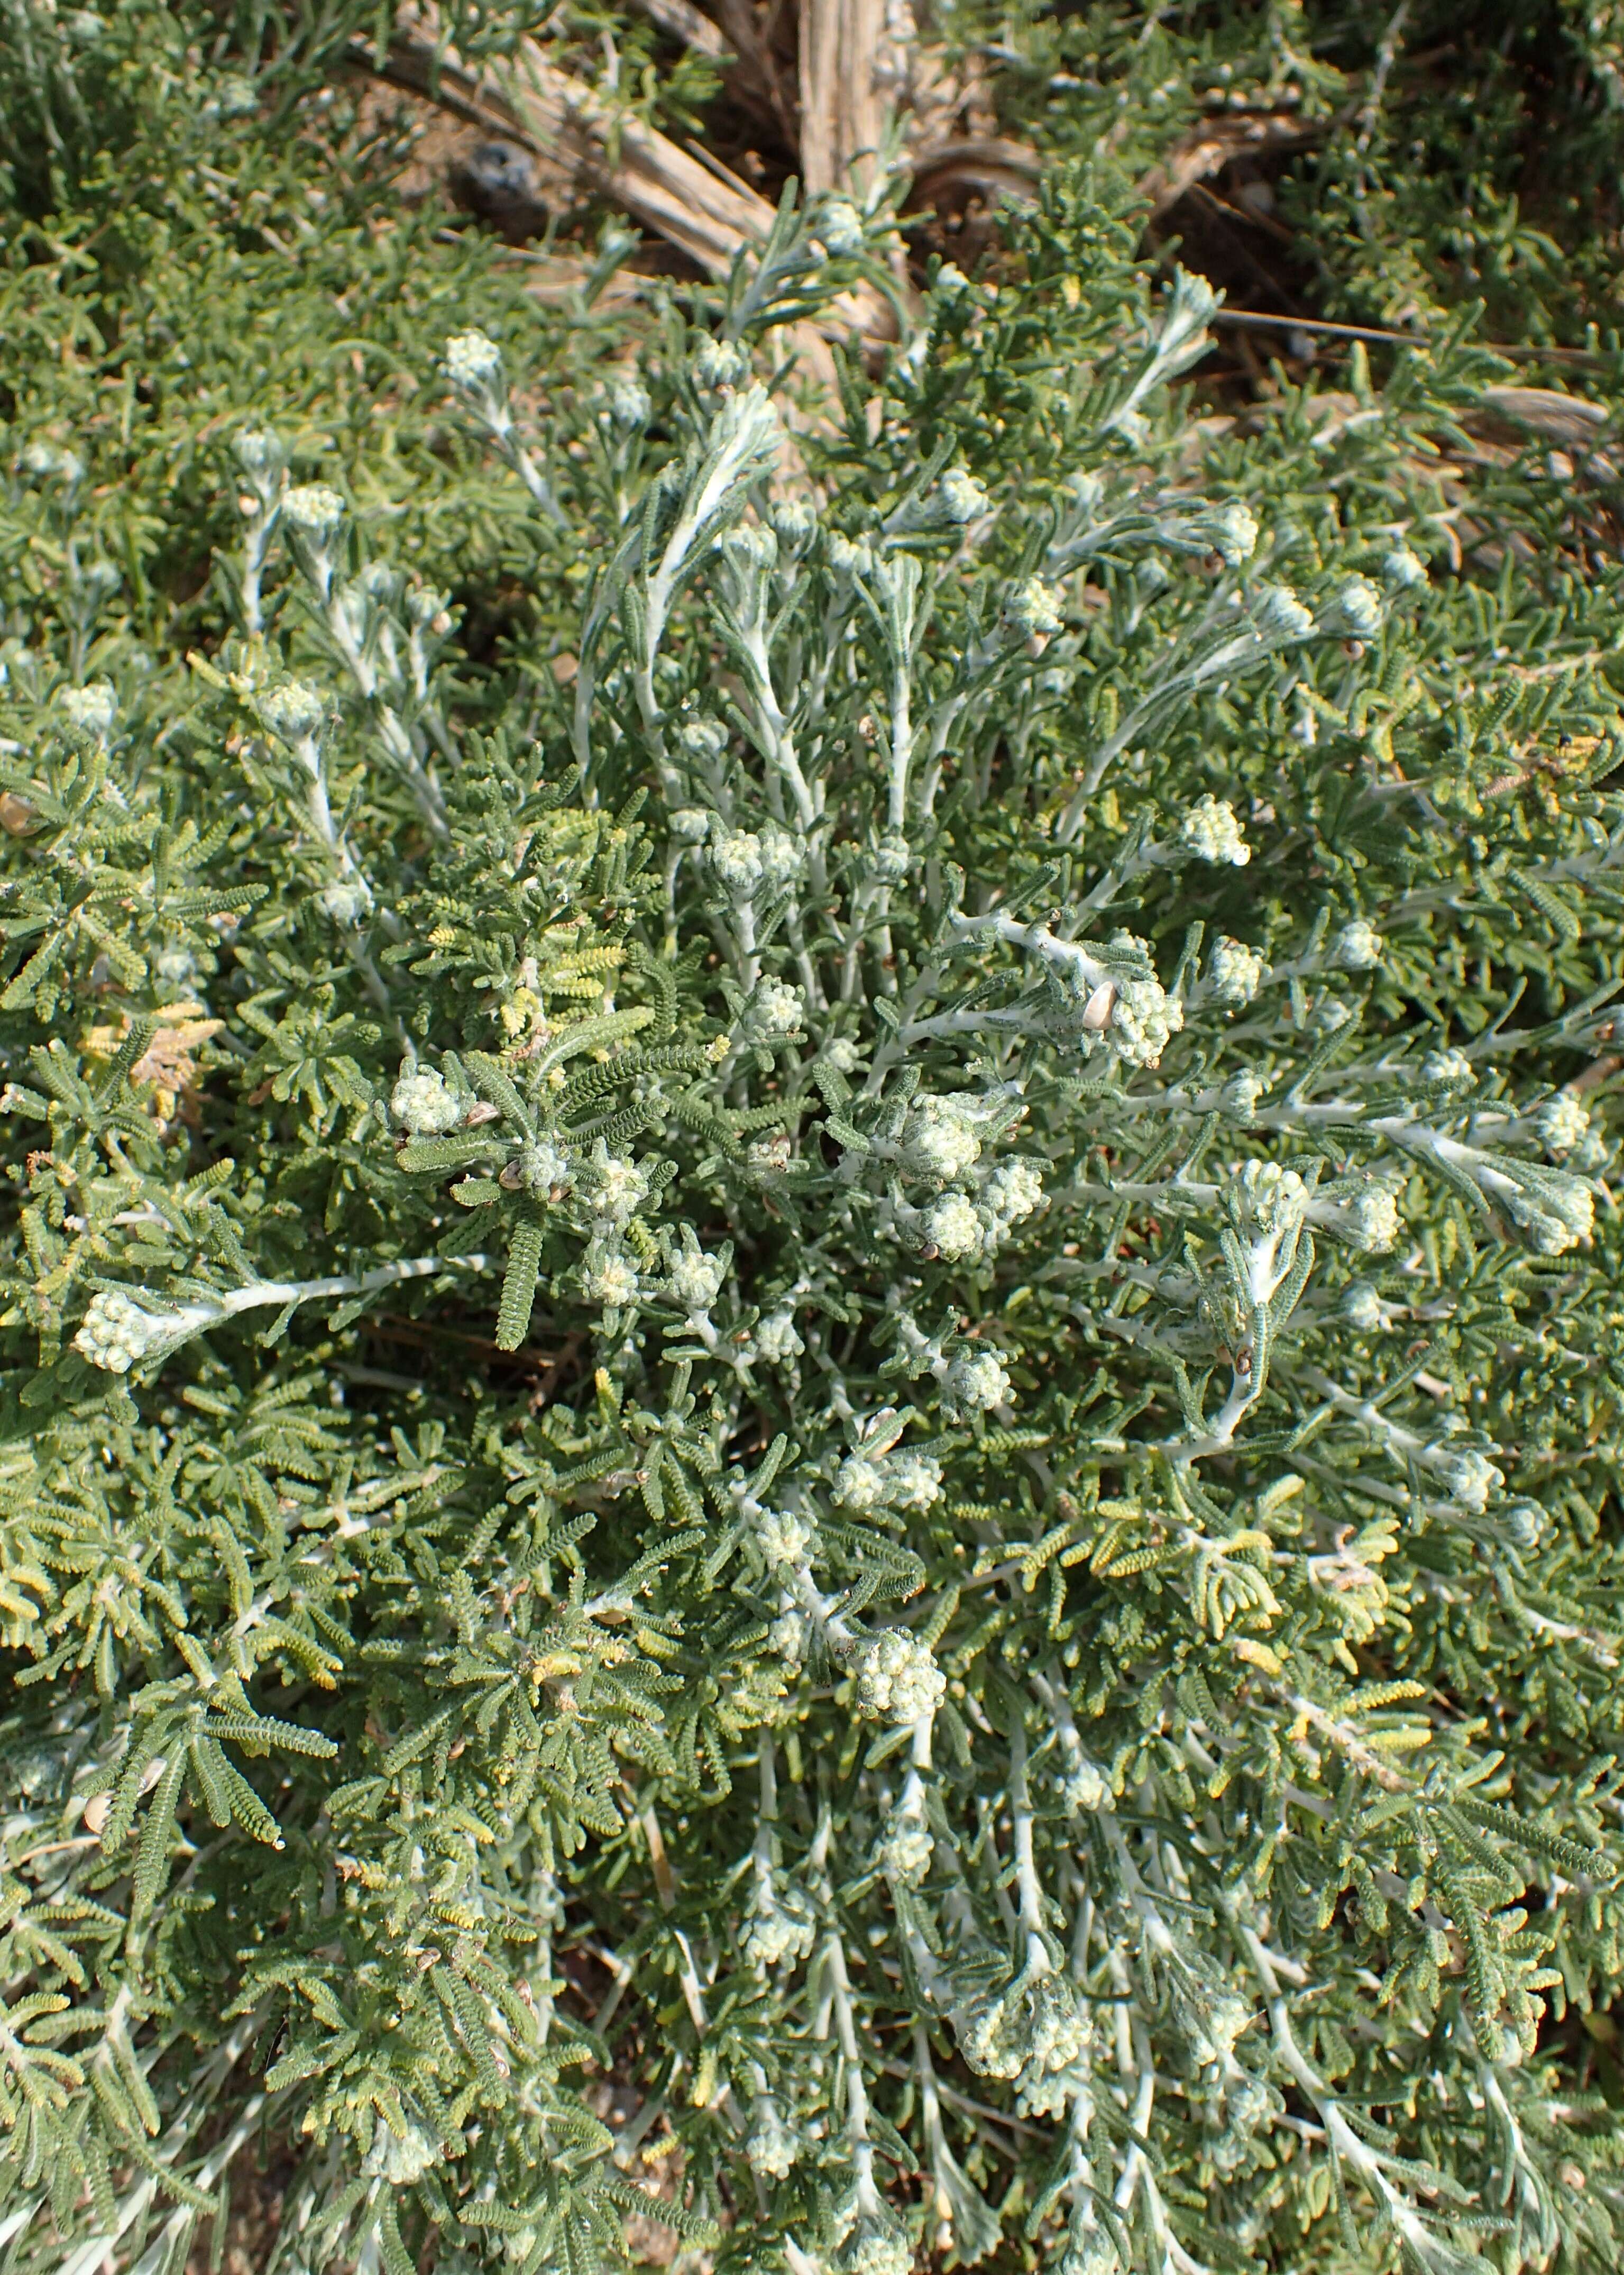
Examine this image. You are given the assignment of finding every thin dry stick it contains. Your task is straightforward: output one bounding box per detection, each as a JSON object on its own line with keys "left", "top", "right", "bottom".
{"left": 377, "top": 2, "right": 891, "bottom": 374}
{"left": 382, "top": 2, "right": 774, "bottom": 277}
{"left": 1212, "top": 305, "right": 1613, "bottom": 370}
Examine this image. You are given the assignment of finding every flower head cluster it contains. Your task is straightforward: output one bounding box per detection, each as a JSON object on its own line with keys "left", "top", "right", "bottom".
{"left": 74, "top": 1290, "right": 185, "bottom": 1374}
{"left": 707, "top": 825, "right": 801, "bottom": 898}
{"left": 1435, "top": 1448, "right": 1504, "bottom": 1513}
{"left": 741, "top": 1874, "right": 819, "bottom": 1971}
{"left": 943, "top": 1349, "right": 1013, "bottom": 1419}
{"left": 1212, "top": 500, "right": 1259, "bottom": 563}
{"left": 282, "top": 483, "right": 345, "bottom": 535}
{"left": 391, "top": 1067, "right": 461, "bottom": 1136}
{"left": 1179, "top": 795, "right": 1251, "bottom": 867}
{"left": 957, "top": 1972, "right": 1091, "bottom": 2115}
{"left": 1346, "top": 1186, "right": 1402, "bottom": 1252}
{"left": 59, "top": 682, "right": 116, "bottom": 737}
{"left": 259, "top": 681, "right": 325, "bottom": 745}
{"left": 1235, "top": 1160, "right": 1308, "bottom": 1236}
{"left": 744, "top": 980, "right": 805, "bottom": 1041}
{"left": 814, "top": 197, "right": 866, "bottom": 255}
{"left": 1100, "top": 938, "right": 1184, "bottom": 1070}
{"left": 443, "top": 330, "right": 503, "bottom": 390}
{"left": 581, "top": 1253, "right": 639, "bottom": 1308}
{"left": 875, "top": 1797, "right": 933, "bottom": 1886}
{"left": 744, "top": 2100, "right": 801, "bottom": 2179}
{"left": 848, "top": 1630, "right": 946, "bottom": 1725}
{"left": 753, "top": 1309, "right": 805, "bottom": 1364}
{"left": 1538, "top": 1093, "right": 1590, "bottom": 1157}
{"left": 833, "top": 1448, "right": 942, "bottom": 1514}
{"left": 580, "top": 1149, "right": 649, "bottom": 1227}
{"left": 757, "top": 1510, "right": 815, "bottom": 1571}
{"left": 902, "top": 1097, "right": 983, "bottom": 1185}
{"left": 938, "top": 467, "right": 990, "bottom": 524}
{"left": 1208, "top": 936, "right": 1265, "bottom": 1006}
{"left": 693, "top": 336, "right": 750, "bottom": 397}
{"left": 1333, "top": 917, "right": 1384, "bottom": 971}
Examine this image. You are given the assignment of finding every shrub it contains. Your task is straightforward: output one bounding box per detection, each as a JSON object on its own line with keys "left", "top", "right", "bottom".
{"left": 3, "top": 15, "right": 1624, "bottom": 2275}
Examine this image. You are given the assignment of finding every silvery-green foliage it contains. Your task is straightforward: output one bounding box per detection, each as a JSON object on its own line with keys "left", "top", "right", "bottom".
{"left": 3, "top": 73, "right": 1624, "bottom": 2275}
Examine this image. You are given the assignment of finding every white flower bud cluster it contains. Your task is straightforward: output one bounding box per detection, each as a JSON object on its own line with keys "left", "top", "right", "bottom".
{"left": 391, "top": 1067, "right": 462, "bottom": 1136}
{"left": 1212, "top": 500, "right": 1259, "bottom": 564}
{"left": 362, "top": 2113, "right": 442, "bottom": 2186}
{"left": 1254, "top": 584, "right": 1314, "bottom": 642}
{"left": 1060, "top": 2225, "right": 1122, "bottom": 2275}
{"left": 606, "top": 374, "right": 651, "bottom": 431}
{"left": 741, "top": 1876, "right": 819, "bottom": 1971}
{"left": 922, "top": 1192, "right": 982, "bottom": 1260}
{"left": 744, "top": 980, "right": 805, "bottom": 1040}
{"left": 1345, "top": 1187, "right": 1401, "bottom": 1251}
{"left": 1342, "top": 1281, "right": 1386, "bottom": 1331}
{"left": 707, "top": 825, "right": 802, "bottom": 898}
{"left": 1505, "top": 1172, "right": 1594, "bottom": 1255}
{"left": 757, "top": 1510, "right": 815, "bottom": 1571}
{"left": 833, "top": 1449, "right": 943, "bottom": 1514}
{"left": 443, "top": 329, "right": 503, "bottom": 390}
{"left": 1420, "top": 1048, "right": 1474, "bottom": 1089}
{"left": 1178, "top": 794, "right": 1251, "bottom": 867}
{"left": 59, "top": 682, "right": 117, "bottom": 737}
{"left": 815, "top": 197, "right": 866, "bottom": 255}
{"left": 746, "top": 1136, "right": 793, "bottom": 1176}
{"left": 1001, "top": 577, "right": 1064, "bottom": 644}
{"left": 1322, "top": 576, "right": 1384, "bottom": 638}
{"left": 848, "top": 1630, "right": 946, "bottom": 1724}
{"left": 320, "top": 877, "right": 372, "bottom": 927}
{"left": 744, "top": 2101, "right": 801, "bottom": 2179}
{"left": 1222, "top": 1070, "right": 1264, "bottom": 1123}
{"left": 678, "top": 716, "right": 728, "bottom": 765}
{"left": 1235, "top": 1160, "right": 1307, "bottom": 1236}
{"left": 1059, "top": 1740, "right": 1111, "bottom": 1814}
{"left": 1333, "top": 917, "right": 1384, "bottom": 971}
{"left": 1381, "top": 545, "right": 1428, "bottom": 589}
{"left": 515, "top": 1140, "right": 572, "bottom": 1195}
{"left": 753, "top": 1310, "right": 805, "bottom": 1364}
{"left": 20, "top": 440, "right": 85, "bottom": 484}
{"left": 875, "top": 1798, "right": 933, "bottom": 1886}
{"left": 281, "top": 483, "right": 345, "bottom": 535}
{"left": 957, "top": 1975, "right": 1089, "bottom": 2112}
{"left": 693, "top": 336, "right": 751, "bottom": 396}
{"left": 74, "top": 1289, "right": 180, "bottom": 1373}
{"left": 982, "top": 1158, "right": 1044, "bottom": 1233}
{"left": 937, "top": 467, "right": 990, "bottom": 523}
{"left": 942, "top": 1349, "right": 1012, "bottom": 1419}
{"left": 581, "top": 1150, "right": 649, "bottom": 1227}
{"left": 1168, "top": 1964, "right": 1253, "bottom": 2074}
{"left": 770, "top": 497, "right": 818, "bottom": 553}
{"left": 1099, "top": 939, "right": 1184, "bottom": 1071}
{"left": 258, "top": 681, "right": 325, "bottom": 744}
{"left": 768, "top": 1610, "right": 811, "bottom": 1664}
{"left": 668, "top": 1245, "right": 726, "bottom": 1311}
{"left": 1435, "top": 1448, "right": 1504, "bottom": 1513}
{"left": 1208, "top": 936, "right": 1265, "bottom": 1005}
{"left": 582, "top": 1254, "right": 639, "bottom": 1308}
{"left": 669, "top": 806, "right": 712, "bottom": 845}
{"left": 843, "top": 2219, "right": 913, "bottom": 2275}
{"left": 826, "top": 531, "right": 878, "bottom": 582}
{"left": 901, "top": 1098, "right": 983, "bottom": 1185}
{"left": 1537, "top": 1093, "right": 1590, "bottom": 1157}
